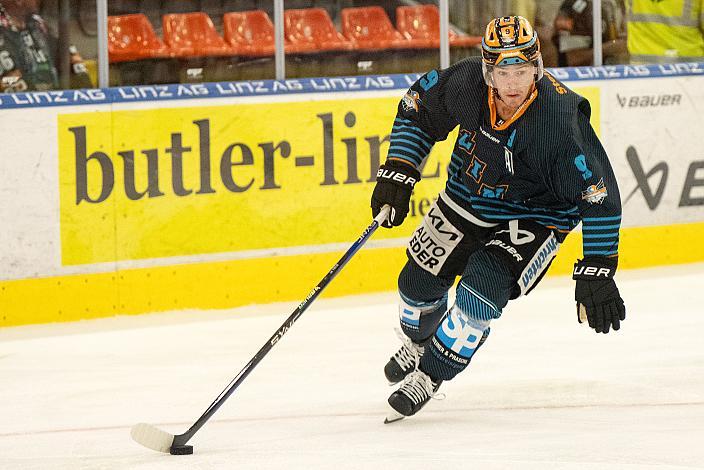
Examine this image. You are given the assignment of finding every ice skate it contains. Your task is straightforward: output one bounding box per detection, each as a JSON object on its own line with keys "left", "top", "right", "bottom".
{"left": 385, "top": 369, "right": 442, "bottom": 421}
{"left": 384, "top": 328, "right": 424, "bottom": 385}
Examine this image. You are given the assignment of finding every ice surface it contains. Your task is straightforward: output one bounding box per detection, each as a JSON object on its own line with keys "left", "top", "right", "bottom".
{"left": 1, "top": 264, "right": 703, "bottom": 469}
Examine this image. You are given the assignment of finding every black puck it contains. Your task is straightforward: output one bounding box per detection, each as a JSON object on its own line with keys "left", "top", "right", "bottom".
{"left": 170, "top": 445, "right": 194, "bottom": 455}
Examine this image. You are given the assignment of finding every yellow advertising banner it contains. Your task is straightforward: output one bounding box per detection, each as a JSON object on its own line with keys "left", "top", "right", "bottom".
{"left": 58, "top": 98, "right": 454, "bottom": 265}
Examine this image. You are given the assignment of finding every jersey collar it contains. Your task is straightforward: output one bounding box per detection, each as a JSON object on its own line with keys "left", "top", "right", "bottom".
{"left": 488, "top": 85, "right": 538, "bottom": 131}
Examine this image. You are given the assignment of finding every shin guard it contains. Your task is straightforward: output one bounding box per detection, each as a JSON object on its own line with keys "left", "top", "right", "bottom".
{"left": 398, "top": 292, "right": 448, "bottom": 343}
{"left": 421, "top": 304, "right": 491, "bottom": 381}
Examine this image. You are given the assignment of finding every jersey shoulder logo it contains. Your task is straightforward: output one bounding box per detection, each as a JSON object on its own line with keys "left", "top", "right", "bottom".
{"left": 581, "top": 178, "right": 608, "bottom": 204}
{"left": 401, "top": 90, "right": 421, "bottom": 112}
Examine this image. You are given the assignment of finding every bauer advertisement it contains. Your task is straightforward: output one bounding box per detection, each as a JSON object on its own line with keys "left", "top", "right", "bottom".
{"left": 1, "top": 65, "right": 703, "bottom": 326}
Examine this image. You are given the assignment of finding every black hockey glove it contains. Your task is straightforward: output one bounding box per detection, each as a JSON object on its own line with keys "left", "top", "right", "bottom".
{"left": 573, "top": 257, "right": 626, "bottom": 334}
{"left": 371, "top": 160, "right": 420, "bottom": 228}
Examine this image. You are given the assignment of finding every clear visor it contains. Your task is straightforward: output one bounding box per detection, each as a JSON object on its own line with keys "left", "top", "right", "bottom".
{"left": 482, "top": 57, "right": 544, "bottom": 88}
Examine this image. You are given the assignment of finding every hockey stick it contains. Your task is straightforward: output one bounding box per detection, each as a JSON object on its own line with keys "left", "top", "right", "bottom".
{"left": 131, "top": 205, "right": 391, "bottom": 455}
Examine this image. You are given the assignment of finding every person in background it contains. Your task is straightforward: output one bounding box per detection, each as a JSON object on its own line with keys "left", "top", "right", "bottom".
{"left": 626, "top": 0, "right": 704, "bottom": 63}
{"left": 511, "top": 0, "right": 537, "bottom": 25}
{"left": 553, "top": 0, "right": 628, "bottom": 66}
{"left": 0, "top": 0, "right": 91, "bottom": 92}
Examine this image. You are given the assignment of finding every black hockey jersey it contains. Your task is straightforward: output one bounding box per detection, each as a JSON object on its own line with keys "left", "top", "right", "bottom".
{"left": 388, "top": 57, "right": 621, "bottom": 259}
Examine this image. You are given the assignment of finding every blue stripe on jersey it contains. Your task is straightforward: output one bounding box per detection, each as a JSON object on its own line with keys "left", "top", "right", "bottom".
{"left": 582, "top": 224, "right": 621, "bottom": 231}
{"left": 470, "top": 197, "right": 580, "bottom": 216}
{"left": 583, "top": 216, "right": 622, "bottom": 222}
{"left": 391, "top": 125, "right": 434, "bottom": 144}
{"left": 446, "top": 180, "right": 575, "bottom": 230}
{"left": 474, "top": 213, "right": 572, "bottom": 229}
{"left": 393, "top": 119, "right": 434, "bottom": 141}
{"left": 391, "top": 133, "right": 433, "bottom": 151}
{"left": 389, "top": 138, "right": 430, "bottom": 154}
{"left": 582, "top": 232, "right": 619, "bottom": 239}
{"left": 388, "top": 143, "right": 423, "bottom": 158}
{"left": 584, "top": 249, "right": 619, "bottom": 256}
{"left": 471, "top": 205, "right": 576, "bottom": 224}
{"left": 583, "top": 241, "right": 619, "bottom": 247}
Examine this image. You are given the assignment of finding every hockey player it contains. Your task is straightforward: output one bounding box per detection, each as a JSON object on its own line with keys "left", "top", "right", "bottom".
{"left": 370, "top": 16, "right": 626, "bottom": 420}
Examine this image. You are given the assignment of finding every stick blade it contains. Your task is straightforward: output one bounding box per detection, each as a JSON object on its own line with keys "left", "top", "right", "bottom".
{"left": 130, "top": 423, "right": 175, "bottom": 453}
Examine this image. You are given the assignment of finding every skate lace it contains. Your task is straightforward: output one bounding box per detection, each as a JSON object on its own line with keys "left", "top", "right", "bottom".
{"left": 398, "top": 370, "right": 442, "bottom": 405}
{"left": 393, "top": 328, "right": 423, "bottom": 371}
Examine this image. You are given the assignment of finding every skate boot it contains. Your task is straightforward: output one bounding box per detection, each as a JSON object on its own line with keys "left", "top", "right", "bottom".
{"left": 384, "top": 329, "right": 424, "bottom": 384}
{"left": 387, "top": 369, "right": 442, "bottom": 418}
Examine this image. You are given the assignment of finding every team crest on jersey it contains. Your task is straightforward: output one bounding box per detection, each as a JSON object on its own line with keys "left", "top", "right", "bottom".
{"left": 479, "top": 183, "right": 508, "bottom": 199}
{"left": 581, "top": 178, "right": 608, "bottom": 204}
{"left": 467, "top": 156, "right": 487, "bottom": 183}
{"left": 457, "top": 129, "right": 477, "bottom": 155}
{"left": 401, "top": 90, "right": 421, "bottom": 112}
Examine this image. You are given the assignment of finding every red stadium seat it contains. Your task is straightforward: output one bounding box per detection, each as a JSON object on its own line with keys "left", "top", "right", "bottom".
{"left": 340, "top": 6, "right": 409, "bottom": 51}
{"left": 396, "top": 5, "right": 481, "bottom": 49}
{"left": 223, "top": 10, "right": 304, "bottom": 57}
{"left": 224, "top": 10, "right": 276, "bottom": 56}
{"left": 284, "top": 8, "right": 353, "bottom": 54}
{"left": 162, "top": 12, "right": 235, "bottom": 58}
{"left": 108, "top": 14, "right": 171, "bottom": 63}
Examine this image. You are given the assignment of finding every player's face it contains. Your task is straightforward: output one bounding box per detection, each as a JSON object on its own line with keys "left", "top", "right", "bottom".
{"left": 491, "top": 63, "right": 535, "bottom": 108}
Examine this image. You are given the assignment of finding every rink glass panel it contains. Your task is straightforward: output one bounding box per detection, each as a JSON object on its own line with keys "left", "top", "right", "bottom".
{"left": 0, "top": 1, "right": 98, "bottom": 91}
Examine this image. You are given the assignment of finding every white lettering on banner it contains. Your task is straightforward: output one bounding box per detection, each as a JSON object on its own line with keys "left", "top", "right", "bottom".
{"left": 408, "top": 202, "right": 463, "bottom": 275}
{"left": 658, "top": 63, "right": 704, "bottom": 75}
{"left": 622, "top": 65, "right": 651, "bottom": 77}
{"left": 550, "top": 68, "right": 570, "bottom": 80}
{"left": 310, "top": 76, "right": 394, "bottom": 91}
{"left": 9, "top": 89, "right": 106, "bottom": 105}
{"left": 118, "top": 86, "right": 168, "bottom": 99}
{"left": 574, "top": 66, "right": 622, "bottom": 79}
{"left": 175, "top": 84, "right": 209, "bottom": 97}
{"left": 519, "top": 234, "right": 559, "bottom": 294}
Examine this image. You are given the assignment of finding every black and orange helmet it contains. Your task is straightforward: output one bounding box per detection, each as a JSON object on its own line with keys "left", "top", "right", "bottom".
{"left": 481, "top": 16, "right": 544, "bottom": 85}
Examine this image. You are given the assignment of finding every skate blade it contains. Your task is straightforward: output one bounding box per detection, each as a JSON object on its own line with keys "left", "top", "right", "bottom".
{"left": 384, "top": 410, "right": 406, "bottom": 424}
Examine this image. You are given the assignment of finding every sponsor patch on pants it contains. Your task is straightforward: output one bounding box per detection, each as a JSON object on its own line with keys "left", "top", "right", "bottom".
{"left": 408, "top": 201, "right": 463, "bottom": 275}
